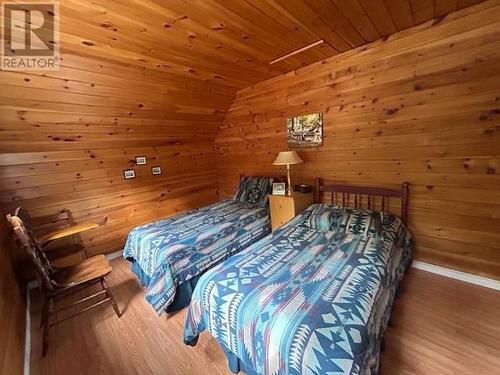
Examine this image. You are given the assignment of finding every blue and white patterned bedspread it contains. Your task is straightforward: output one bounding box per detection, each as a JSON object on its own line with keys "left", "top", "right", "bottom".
{"left": 184, "top": 206, "right": 412, "bottom": 375}
{"left": 123, "top": 199, "right": 270, "bottom": 314}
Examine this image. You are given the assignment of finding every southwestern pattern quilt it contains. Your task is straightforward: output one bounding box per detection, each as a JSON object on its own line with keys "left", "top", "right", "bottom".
{"left": 123, "top": 199, "right": 271, "bottom": 314}
{"left": 184, "top": 205, "right": 412, "bottom": 375}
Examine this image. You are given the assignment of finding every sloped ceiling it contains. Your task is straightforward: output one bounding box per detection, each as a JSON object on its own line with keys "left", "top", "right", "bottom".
{"left": 58, "top": 0, "right": 484, "bottom": 90}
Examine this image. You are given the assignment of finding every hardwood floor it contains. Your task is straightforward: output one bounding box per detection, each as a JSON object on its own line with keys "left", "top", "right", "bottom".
{"left": 30, "top": 258, "right": 500, "bottom": 375}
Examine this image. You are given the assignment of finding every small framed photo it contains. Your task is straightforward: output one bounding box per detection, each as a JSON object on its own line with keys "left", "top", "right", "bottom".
{"left": 135, "top": 156, "right": 147, "bottom": 165}
{"left": 272, "top": 182, "right": 286, "bottom": 196}
{"left": 123, "top": 169, "right": 136, "bottom": 179}
{"left": 151, "top": 166, "right": 162, "bottom": 175}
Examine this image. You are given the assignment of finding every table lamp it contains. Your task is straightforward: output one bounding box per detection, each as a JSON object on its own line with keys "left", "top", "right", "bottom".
{"left": 273, "top": 151, "right": 303, "bottom": 196}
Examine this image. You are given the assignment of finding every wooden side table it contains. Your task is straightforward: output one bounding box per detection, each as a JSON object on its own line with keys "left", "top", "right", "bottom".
{"left": 269, "top": 192, "right": 313, "bottom": 230}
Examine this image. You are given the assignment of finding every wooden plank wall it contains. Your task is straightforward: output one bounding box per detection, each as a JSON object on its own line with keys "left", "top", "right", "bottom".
{"left": 0, "top": 223, "right": 25, "bottom": 375}
{"left": 215, "top": 1, "right": 500, "bottom": 279}
{"left": 0, "top": 55, "right": 229, "bottom": 261}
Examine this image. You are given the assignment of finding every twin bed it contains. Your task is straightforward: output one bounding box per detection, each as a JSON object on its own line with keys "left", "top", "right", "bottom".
{"left": 124, "top": 176, "right": 412, "bottom": 375}
{"left": 123, "top": 175, "right": 277, "bottom": 313}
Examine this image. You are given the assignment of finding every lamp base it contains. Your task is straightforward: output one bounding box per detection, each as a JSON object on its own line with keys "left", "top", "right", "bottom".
{"left": 286, "top": 164, "right": 292, "bottom": 197}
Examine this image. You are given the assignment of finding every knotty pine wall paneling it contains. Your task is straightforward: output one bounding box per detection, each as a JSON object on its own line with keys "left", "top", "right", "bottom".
{"left": 0, "top": 59, "right": 227, "bottom": 261}
{"left": 215, "top": 2, "right": 500, "bottom": 279}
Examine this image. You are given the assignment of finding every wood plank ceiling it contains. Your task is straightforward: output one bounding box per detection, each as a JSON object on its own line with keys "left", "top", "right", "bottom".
{"left": 57, "top": 0, "right": 485, "bottom": 90}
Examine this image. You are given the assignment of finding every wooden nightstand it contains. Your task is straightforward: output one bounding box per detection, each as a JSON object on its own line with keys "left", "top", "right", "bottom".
{"left": 269, "top": 192, "right": 313, "bottom": 230}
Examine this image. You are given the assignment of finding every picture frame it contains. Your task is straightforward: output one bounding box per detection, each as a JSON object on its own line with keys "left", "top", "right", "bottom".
{"left": 135, "top": 156, "right": 147, "bottom": 165}
{"left": 151, "top": 166, "right": 162, "bottom": 175}
{"left": 287, "top": 112, "right": 323, "bottom": 148}
{"left": 272, "top": 182, "right": 286, "bottom": 196}
{"left": 123, "top": 169, "right": 136, "bottom": 179}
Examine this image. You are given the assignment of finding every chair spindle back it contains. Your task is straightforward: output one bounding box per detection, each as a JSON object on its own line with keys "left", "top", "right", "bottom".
{"left": 6, "top": 211, "right": 55, "bottom": 290}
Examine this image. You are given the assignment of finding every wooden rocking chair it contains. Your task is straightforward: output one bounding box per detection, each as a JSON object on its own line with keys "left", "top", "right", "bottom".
{"left": 6, "top": 212, "right": 121, "bottom": 357}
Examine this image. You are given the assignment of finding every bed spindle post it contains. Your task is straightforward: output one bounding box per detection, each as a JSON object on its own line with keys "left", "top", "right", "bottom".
{"left": 342, "top": 193, "right": 346, "bottom": 206}
{"left": 368, "top": 195, "right": 372, "bottom": 210}
{"left": 354, "top": 194, "right": 358, "bottom": 208}
{"left": 314, "top": 177, "right": 321, "bottom": 203}
{"left": 381, "top": 196, "right": 386, "bottom": 212}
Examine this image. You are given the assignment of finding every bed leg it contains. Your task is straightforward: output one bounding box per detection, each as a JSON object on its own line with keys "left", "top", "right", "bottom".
{"left": 185, "top": 335, "right": 199, "bottom": 347}
{"left": 395, "top": 284, "right": 405, "bottom": 299}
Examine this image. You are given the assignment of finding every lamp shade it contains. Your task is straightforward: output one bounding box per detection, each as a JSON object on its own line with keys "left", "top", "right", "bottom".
{"left": 273, "top": 151, "right": 303, "bottom": 165}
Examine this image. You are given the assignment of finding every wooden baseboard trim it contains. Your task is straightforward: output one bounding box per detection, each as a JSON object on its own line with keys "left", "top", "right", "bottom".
{"left": 411, "top": 261, "right": 500, "bottom": 291}
{"left": 24, "top": 286, "right": 32, "bottom": 375}
{"left": 106, "top": 250, "right": 124, "bottom": 260}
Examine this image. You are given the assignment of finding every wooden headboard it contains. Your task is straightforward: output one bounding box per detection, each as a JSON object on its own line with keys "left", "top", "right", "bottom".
{"left": 314, "top": 177, "right": 410, "bottom": 225}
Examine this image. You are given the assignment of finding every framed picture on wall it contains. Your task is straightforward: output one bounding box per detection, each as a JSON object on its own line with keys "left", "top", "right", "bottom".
{"left": 272, "top": 182, "right": 286, "bottom": 196}
{"left": 123, "top": 169, "right": 136, "bottom": 179}
{"left": 287, "top": 112, "right": 323, "bottom": 148}
{"left": 135, "top": 156, "right": 147, "bottom": 165}
{"left": 151, "top": 166, "right": 162, "bottom": 175}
